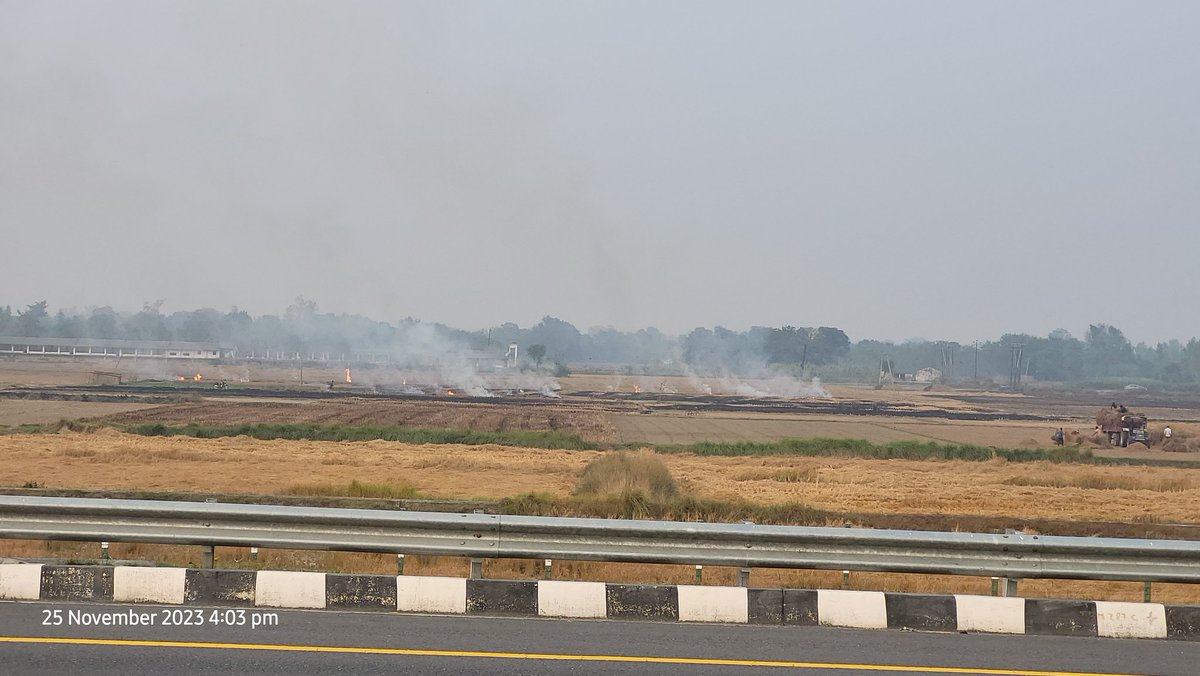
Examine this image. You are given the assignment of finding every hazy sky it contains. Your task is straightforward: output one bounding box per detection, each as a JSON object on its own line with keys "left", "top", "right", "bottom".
{"left": 2, "top": 1, "right": 1197, "bottom": 344}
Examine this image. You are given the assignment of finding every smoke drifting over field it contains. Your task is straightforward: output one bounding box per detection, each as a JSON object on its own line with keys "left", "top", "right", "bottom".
{"left": 680, "top": 363, "right": 830, "bottom": 400}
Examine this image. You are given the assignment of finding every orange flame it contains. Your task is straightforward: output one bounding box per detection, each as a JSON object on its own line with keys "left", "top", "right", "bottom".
{"left": 345, "top": 368, "right": 352, "bottom": 384}
{"left": 633, "top": 385, "right": 642, "bottom": 393}
{"left": 193, "top": 373, "right": 202, "bottom": 381}
{"left": 178, "top": 376, "right": 185, "bottom": 381}
{"left": 447, "top": 389, "right": 455, "bottom": 396}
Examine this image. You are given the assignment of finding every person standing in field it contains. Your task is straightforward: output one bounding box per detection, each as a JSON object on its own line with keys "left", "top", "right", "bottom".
{"left": 1053, "top": 428, "right": 1065, "bottom": 446}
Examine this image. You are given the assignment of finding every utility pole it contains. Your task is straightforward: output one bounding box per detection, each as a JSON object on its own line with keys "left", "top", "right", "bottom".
{"left": 974, "top": 341, "right": 979, "bottom": 380}
{"left": 1008, "top": 343, "right": 1025, "bottom": 389}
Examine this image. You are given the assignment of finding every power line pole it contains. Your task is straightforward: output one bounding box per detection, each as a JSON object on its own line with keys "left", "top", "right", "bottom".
{"left": 1008, "top": 343, "right": 1024, "bottom": 389}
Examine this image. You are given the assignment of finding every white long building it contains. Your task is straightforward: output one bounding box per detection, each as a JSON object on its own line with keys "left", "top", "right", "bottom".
{"left": 0, "top": 336, "right": 229, "bottom": 360}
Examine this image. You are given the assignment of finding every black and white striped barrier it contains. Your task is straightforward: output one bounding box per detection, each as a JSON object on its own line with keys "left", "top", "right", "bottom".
{"left": 2, "top": 564, "right": 1198, "bottom": 640}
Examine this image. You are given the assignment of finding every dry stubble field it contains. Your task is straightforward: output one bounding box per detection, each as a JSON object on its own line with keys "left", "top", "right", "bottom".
{"left": 3, "top": 428, "right": 1200, "bottom": 601}
{"left": 4, "top": 430, "right": 1200, "bottom": 522}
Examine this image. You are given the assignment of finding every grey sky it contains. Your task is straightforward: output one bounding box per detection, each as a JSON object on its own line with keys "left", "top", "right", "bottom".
{"left": 2, "top": 1, "right": 1197, "bottom": 344}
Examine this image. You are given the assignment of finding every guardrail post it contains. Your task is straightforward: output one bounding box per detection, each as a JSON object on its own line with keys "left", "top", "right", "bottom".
{"left": 1144, "top": 581, "right": 1152, "bottom": 603}
{"left": 100, "top": 542, "right": 109, "bottom": 560}
{"left": 694, "top": 565, "right": 703, "bottom": 584}
{"left": 544, "top": 559, "right": 552, "bottom": 580}
{"left": 737, "top": 568, "right": 751, "bottom": 588}
{"left": 6, "top": 496, "right": 1200, "bottom": 593}
{"left": 250, "top": 546, "right": 258, "bottom": 561}
{"left": 1000, "top": 577, "right": 1019, "bottom": 597}
{"left": 991, "top": 577, "right": 998, "bottom": 596}
{"left": 397, "top": 554, "right": 405, "bottom": 576}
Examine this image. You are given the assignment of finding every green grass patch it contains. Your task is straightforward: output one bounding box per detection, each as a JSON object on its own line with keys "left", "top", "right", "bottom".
{"left": 647, "top": 437, "right": 1094, "bottom": 463}
{"left": 18, "top": 418, "right": 1200, "bottom": 468}
{"left": 120, "top": 422, "right": 597, "bottom": 450}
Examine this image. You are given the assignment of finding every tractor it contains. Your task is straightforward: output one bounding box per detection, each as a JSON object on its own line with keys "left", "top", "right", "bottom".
{"left": 1095, "top": 408, "right": 1150, "bottom": 448}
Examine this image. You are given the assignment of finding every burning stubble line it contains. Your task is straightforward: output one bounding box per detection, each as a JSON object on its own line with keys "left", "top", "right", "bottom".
{"left": 0, "top": 637, "right": 1149, "bottom": 675}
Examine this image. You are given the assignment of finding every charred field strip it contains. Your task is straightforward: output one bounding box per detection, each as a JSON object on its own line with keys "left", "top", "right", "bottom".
{"left": 4, "top": 384, "right": 1064, "bottom": 422}
{"left": 579, "top": 391, "right": 1062, "bottom": 421}
{"left": 939, "top": 392, "right": 1200, "bottom": 423}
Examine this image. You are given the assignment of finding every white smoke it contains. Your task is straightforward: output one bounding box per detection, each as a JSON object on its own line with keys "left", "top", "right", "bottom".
{"left": 674, "top": 343, "right": 831, "bottom": 399}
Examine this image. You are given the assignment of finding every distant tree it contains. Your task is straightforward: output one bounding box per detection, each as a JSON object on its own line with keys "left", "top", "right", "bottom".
{"left": 85, "top": 307, "right": 119, "bottom": 338}
{"left": 487, "top": 323, "right": 522, "bottom": 350}
{"left": 1183, "top": 339, "right": 1200, "bottom": 381}
{"left": 765, "top": 326, "right": 807, "bottom": 364}
{"left": 129, "top": 301, "right": 170, "bottom": 341}
{"left": 285, "top": 297, "right": 319, "bottom": 324}
{"left": 1084, "top": 324, "right": 1138, "bottom": 377}
{"left": 529, "top": 316, "right": 582, "bottom": 361}
{"left": 807, "top": 327, "right": 851, "bottom": 364}
{"left": 16, "top": 301, "right": 49, "bottom": 335}
{"left": 178, "top": 309, "right": 222, "bottom": 342}
{"left": 528, "top": 343, "right": 547, "bottom": 367}
{"left": 222, "top": 307, "right": 254, "bottom": 345}
{"left": 51, "top": 311, "right": 83, "bottom": 338}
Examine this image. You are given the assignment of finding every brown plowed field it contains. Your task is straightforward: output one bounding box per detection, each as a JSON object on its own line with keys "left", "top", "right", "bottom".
{"left": 88, "top": 397, "right": 1200, "bottom": 461}
{"left": 610, "top": 412, "right": 1058, "bottom": 446}
{"left": 100, "top": 399, "right": 618, "bottom": 442}
{"left": 0, "top": 399, "right": 157, "bottom": 427}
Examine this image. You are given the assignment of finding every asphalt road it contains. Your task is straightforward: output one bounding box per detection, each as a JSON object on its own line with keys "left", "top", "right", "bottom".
{"left": 1, "top": 601, "right": 1197, "bottom": 675}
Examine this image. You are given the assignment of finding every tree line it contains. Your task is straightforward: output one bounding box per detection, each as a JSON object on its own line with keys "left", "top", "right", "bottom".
{"left": 2, "top": 299, "right": 1198, "bottom": 385}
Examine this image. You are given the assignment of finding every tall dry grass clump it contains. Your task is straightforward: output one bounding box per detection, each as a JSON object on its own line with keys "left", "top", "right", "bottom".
{"left": 282, "top": 479, "right": 422, "bottom": 499}
{"left": 574, "top": 451, "right": 679, "bottom": 501}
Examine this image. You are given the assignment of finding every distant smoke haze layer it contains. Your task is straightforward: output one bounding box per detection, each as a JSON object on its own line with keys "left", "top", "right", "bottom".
{"left": 2, "top": 3, "right": 1198, "bottom": 345}
{"left": 1, "top": 301, "right": 1188, "bottom": 386}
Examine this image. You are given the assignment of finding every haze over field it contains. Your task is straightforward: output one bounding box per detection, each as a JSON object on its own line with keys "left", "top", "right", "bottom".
{"left": 2, "top": 1, "right": 1197, "bottom": 344}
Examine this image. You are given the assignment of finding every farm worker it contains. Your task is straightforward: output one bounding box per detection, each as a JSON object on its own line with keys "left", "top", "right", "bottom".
{"left": 1164, "top": 426, "right": 1173, "bottom": 439}
{"left": 1053, "top": 428, "right": 1065, "bottom": 446}
{"left": 1118, "top": 404, "right": 1128, "bottom": 413}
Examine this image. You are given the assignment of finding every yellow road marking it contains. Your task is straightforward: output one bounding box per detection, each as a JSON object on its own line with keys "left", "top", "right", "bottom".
{"left": 0, "top": 636, "right": 1145, "bottom": 675}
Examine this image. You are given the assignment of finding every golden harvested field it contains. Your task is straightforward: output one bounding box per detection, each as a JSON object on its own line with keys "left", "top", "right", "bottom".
{"left": 4, "top": 430, "right": 1200, "bottom": 523}
{"left": 5, "top": 429, "right": 1200, "bottom": 602}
